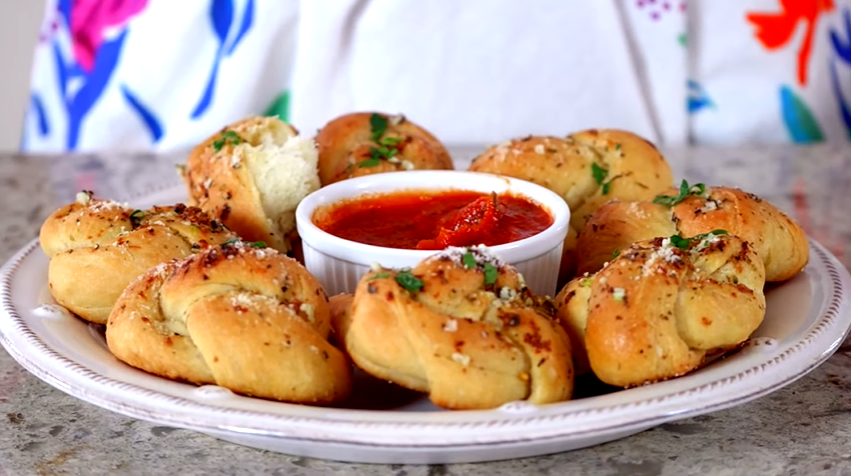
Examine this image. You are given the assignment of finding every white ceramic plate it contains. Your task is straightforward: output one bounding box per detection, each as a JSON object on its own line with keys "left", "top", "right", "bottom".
{"left": 2, "top": 185, "right": 850, "bottom": 465}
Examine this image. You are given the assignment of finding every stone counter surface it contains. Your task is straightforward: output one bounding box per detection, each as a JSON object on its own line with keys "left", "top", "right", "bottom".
{"left": 1, "top": 146, "right": 850, "bottom": 476}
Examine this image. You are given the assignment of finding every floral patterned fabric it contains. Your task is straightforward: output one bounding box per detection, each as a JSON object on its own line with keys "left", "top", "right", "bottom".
{"left": 21, "top": 0, "right": 851, "bottom": 152}
{"left": 24, "top": 0, "right": 296, "bottom": 152}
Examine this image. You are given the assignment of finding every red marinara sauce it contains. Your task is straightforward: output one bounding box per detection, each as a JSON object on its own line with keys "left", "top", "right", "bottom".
{"left": 313, "top": 190, "right": 553, "bottom": 250}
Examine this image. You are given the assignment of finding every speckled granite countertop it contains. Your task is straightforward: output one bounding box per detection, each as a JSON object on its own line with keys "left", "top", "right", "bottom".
{"left": 1, "top": 146, "right": 850, "bottom": 476}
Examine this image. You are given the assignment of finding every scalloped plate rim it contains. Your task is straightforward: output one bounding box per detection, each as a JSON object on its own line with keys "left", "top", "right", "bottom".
{"left": 1, "top": 184, "right": 850, "bottom": 464}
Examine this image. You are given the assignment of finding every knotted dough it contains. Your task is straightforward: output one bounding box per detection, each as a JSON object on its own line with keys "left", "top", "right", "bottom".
{"left": 106, "top": 242, "right": 352, "bottom": 404}
{"left": 574, "top": 185, "right": 809, "bottom": 282}
{"left": 315, "top": 112, "right": 454, "bottom": 186}
{"left": 331, "top": 247, "right": 573, "bottom": 410}
{"left": 555, "top": 233, "right": 766, "bottom": 388}
{"left": 40, "top": 193, "right": 237, "bottom": 324}
{"left": 468, "top": 129, "right": 674, "bottom": 282}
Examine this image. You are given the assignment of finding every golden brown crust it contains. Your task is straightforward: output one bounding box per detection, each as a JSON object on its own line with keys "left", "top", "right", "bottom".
{"left": 315, "top": 112, "right": 454, "bottom": 186}
{"left": 468, "top": 130, "right": 674, "bottom": 283}
{"left": 183, "top": 116, "right": 320, "bottom": 254}
{"left": 106, "top": 243, "right": 352, "bottom": 404}
{"left": 575, "top": 186, "right": 810, "bottom": 282}
{"left": 330, "top": 247, "right": 573, "bottom": 410}
{"left": 555, "top": 234, "right": 766, "bottom": 387}
{"left": 39, "top": 194, "right": 237, "bottom": 324}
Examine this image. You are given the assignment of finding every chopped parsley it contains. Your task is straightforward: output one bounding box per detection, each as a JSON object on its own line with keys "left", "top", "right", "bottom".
{"left": 591, "top": 162, "right": 608, "bottom": 185}
{"left": 483, "top": 263, "right": 498, "bottom": 285}
{"left": 368, "top": 272, "right": 390, "bottom": 281}
{"left": 612, "top": 247, "right": 621, "bottom": 258}
{"left": 692, "top": 230, "right": 728, "bottom": 241}
{"left": 221, "top": 239, "right": 267, "bottom": 248}
{"left": 358, "top": 156, "right": 382, "bottom": 168}
{"left": 212, "top": 130, "right": 242, "bottom": 151}
{"left": 462, "top": 251, "right": 477, "bottom": 269}
{"left": 580, "top": 278, "right": 594, "bottom": 287}
{"left": 653, "top": 179, "right": 707, "bottom": 207}
{"left": 129, "top": 209, "right": 145, "bottom": 226}
{"left": 361, "top": 114, "right": 405, "bottom": 168}
{"left": 369, "top": 113, "right": 388, "bottom": 141}
{"left": 591, "top": 162, "right": 618, "bottom": 195}
{"left": 668, "top": 230, "right": 729, "bottom": 250}
{"left": 668, "top": 234, "right": 691, "bottom": 250}
{"left": 395, "top": 270, "right": 424, "bottom": 293}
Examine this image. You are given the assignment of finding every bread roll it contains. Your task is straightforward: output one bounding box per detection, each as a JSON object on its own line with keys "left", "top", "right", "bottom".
{"left": 468, "top": 130, "right": 674, "bottom": 282}
{"left": 331, "top": 246, "right": 573, "bottom": 410}
{"left": 555, "top": 233, "right": 766, "bottom": 387}
{"left": 575, "top": 184, "right": 809, "bottom": 282}
{"left": 39, "top": 192, "right": 237, "bottom": 324}
{"left": 182, "top": 116, "right": 320, "bottom": 254}
{"left": 315, "top": 112, "right": 454, "bottom": 186}
{"left": 106, "top": 242, "right": 352, "bottom": 404}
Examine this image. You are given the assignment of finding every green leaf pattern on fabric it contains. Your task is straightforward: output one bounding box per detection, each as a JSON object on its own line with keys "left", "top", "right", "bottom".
{"left": 263, "top": 90, "right": 290, "bottom": 122}
{"left": 780, "top": 85, "right": 825, "bottom": 143}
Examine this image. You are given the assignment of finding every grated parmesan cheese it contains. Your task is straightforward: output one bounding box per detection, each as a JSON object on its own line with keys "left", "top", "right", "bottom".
{"left": 451, "top": 352, "right": 471, "bottom": 366}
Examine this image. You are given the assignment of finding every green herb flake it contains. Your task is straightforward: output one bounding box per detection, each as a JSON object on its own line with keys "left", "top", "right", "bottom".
{"left": 222, "top": 238, "right": 241, "bottom": 246}
{"left": 129, "top": 209, "right": 146, "bottom": 226}
{"left": 693, "top": 230, "right": 728, "bottom": 241}
{"left": 483, "top": 263, "right": 499, "bottom": 286}
{"left": 368, "top": 272, "right": 390, "bottom": 281}
{"left": 212, "top": 130, "right": 243, "bottom": 152}
{"left": 580, "top": 278, "right": 594, "bottom": 287}
{"left": 247, "top": 241, "right": 267, "bottom": 248}
{"left": 591, "top": 162, "right": 608, "bottom": 185}
{"left": 358, "top": 158, "right": 382, "bottom": 168}
{"left": 653, "top": 179, "right": 707, "bottom": 207}
{"left": 612, "top": 247, "right": 620, "bottom": 258}
{"left": 615, "top": 143, "right": 622, "bottom": 151}
{"left": 379, "top": 136, "right": 403, "bottom": 146}
{"left": 369, "top": 113, "right": 388, "bottom": 142}
{"left": 668, "top": 234, "right": 691, "bottom": 250}
{"left": 395, "top": 270, "right": 424, "bottom": 293}
{"left": 602, "top": 181, "right": 612, "bottom": 195}
{"left": 462, "top": 252, "right": 476, "bottom": 269}
{"left": 668, "top": 230, "right": 729, "bottom": 251}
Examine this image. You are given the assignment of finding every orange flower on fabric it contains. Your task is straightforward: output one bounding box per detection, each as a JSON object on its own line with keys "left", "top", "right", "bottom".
{"left": 746, "top": 0, "right": 836, "bottom": 85}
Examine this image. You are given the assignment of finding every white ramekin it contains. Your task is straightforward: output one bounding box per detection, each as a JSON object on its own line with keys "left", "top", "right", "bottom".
{"left": 295, "top": 170, "right": 570, "bottom": 297}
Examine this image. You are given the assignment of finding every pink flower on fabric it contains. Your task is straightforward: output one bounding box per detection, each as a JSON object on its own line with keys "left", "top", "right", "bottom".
{"left": 69, "top": 0, "right": 148, "bottom": 71}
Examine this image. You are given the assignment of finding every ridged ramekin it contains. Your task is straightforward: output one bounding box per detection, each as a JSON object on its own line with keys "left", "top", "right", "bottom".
{"left": 295, "top": 170, "right": 570, "bottom": 297}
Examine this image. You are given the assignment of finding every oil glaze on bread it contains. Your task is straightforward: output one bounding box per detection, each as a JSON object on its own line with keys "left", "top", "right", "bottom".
{"left": 106, "top": 242, "right": 352, "bottom": 404}
{"left": 468, "top": 129, "right": 674, "bottom": 282}
{"left": 315, "top": 112, "right": 454, "bottom": 186}
{"left": 555, "top": 233, "right": 766, "bottom": 387}
{"left": 182, "top": 116, "right": 320, "bottom": 254}
{"left": 574, "top": 184, "right": 809, "bottom": 282}
{"left": 39, "top": 192, "right": 237, "bottom": 324}
{"left": 330, "top": 246, "right": 573, "bottom": 410}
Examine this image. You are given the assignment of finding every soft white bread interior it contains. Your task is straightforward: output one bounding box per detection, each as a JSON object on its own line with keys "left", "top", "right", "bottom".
{"left": 182, "top": 116, "right": 320, "bottom": 254}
